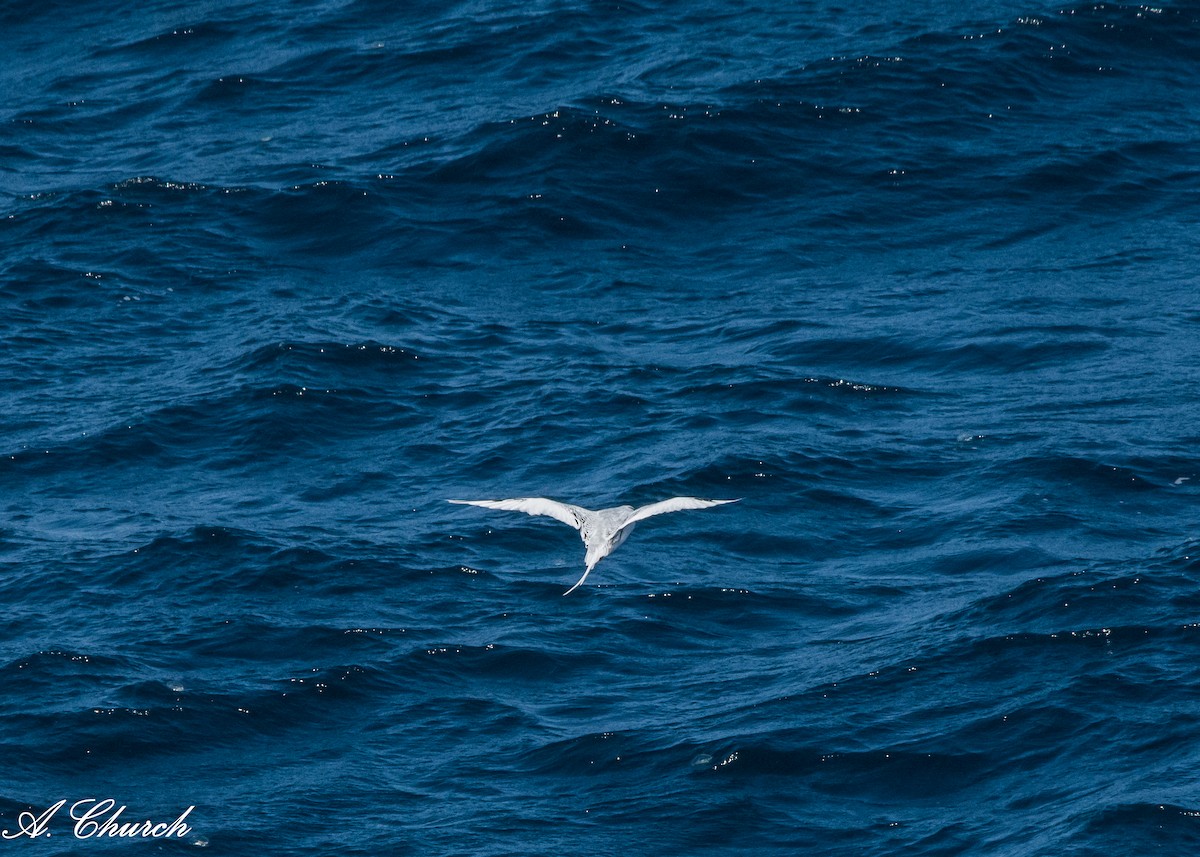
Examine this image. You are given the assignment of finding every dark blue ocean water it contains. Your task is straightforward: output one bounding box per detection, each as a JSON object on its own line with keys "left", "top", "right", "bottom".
{"left": 3, "top": 0, "right": 1200, "bottom": 853}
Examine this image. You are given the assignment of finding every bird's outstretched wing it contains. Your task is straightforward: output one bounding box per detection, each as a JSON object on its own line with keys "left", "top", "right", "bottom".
{"left": 447, "top": 498, "right": 585, "bottom": 530}
{"left": 621, "top": 497, "right": 739, "bottom": 528}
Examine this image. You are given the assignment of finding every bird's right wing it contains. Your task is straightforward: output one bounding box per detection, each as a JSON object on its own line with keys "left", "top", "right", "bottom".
{"left": 447, "top": 498, "right": 585, "bottom": 530}
{"left": 622, "top": 497, "right": 739, "bottom": 528}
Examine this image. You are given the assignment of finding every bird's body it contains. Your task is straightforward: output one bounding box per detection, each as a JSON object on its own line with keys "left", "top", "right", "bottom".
{"left": 447, "top": 496, "right": 739, "bottom": 594}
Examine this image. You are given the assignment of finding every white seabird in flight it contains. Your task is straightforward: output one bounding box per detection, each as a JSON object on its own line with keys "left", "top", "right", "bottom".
{"left": 447, "top": 496, "right": 740, "bottom": 594}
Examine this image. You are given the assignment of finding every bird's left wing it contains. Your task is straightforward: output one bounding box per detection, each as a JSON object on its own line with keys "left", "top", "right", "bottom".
{"left": 621, "top": 497, "right": 739, "bottom": 528}
{"left": 447, "top": 498, "right": 585, "bottom": 530}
